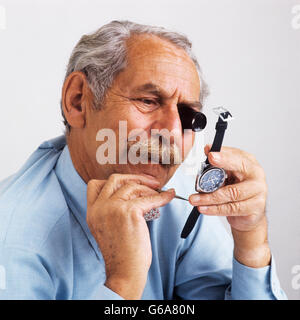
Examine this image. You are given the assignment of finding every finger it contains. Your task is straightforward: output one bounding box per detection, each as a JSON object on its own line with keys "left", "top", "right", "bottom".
{"left": 196, "top": 196, "right": 266, "bottom": 216}
{"left": 189, "top": 179, "right": 264, "bottom": 206}
{"left": 204, "top": 144, "right": 211, "bottom": 156}
{"left": 111, "top": 181, "right": 159, "bottom": 201}
{"left": 130, "top": 189, "right": 175, "bottom": 215}
{"left": 99, "top": 173, "right": 160, "bottom": 199}
{"left": 206, "top": 146, "right": 262, "bottom": 179}
{"left": 87, "top": 179, "right": 107, "bottom": 206}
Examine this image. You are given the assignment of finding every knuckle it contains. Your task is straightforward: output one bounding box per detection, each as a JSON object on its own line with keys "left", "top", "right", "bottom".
{"left": 245, "top": 151, "right": 257, "bottom": 163}
{"left": 133, "top": 184, "right": 155, "bottom": 197}
{"left": 229, "top": 201, "right": 240, "bottom": 213}
{"left": 87, "top": 179, "right": 97, "bottom": 188}
{"left": 126, "top": 180, "right": 138, "bottom": 188}
{"left": 241, "top": 160, "right": 248, "bottom": 174}
{"left": 132, "top": 210, "right": 142, "bottom": 221}
{"left": 219, "top": 204, "right": 228, "bottom": 214}
{"left": 109, "top": 173, "right": 120, "bottom": 184}
{"left": 255, "top": 164, "right": 265, "bottom": 178}
{"left": 260, "top": 181, "right": 268, "bottom": 196}
{"left": 131, "top": 187, "right": 145, "bottom": 198}
{"left": 128, "top": 205, "right": 143, "bottom": 221}
{"left": 260, "top": 168, "right": 266, "bottom": 180}
{"left": 256, "top": 196, "right": 266, "bottom": 212}
{"left": 228, "top": 186, "right": 240, "bottom": 201}
{"left": 210, "top": 191, "right": 219, "bottom": 202}
{"left": 255, "top": 179, "right": 268, "bottom": 196}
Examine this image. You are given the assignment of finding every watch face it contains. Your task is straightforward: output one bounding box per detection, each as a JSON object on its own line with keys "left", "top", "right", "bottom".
{"left": 197, "top": 167, "right": 226, "bottom": 193}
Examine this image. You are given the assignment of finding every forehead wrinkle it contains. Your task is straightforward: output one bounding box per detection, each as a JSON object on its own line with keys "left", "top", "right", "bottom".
{"left": 133, "top": 82, "right": 202, "bottom": 110}
{"left": 126, "top": 35, "right": 197, "bottom": 75}
{"left": 116, "top": 34, "right": 201, "bottom": 103}
{"left": 128, "top": 62, "right": 200, "bottom": 90}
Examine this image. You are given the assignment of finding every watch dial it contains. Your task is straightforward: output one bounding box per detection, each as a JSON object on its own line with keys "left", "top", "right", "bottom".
{"left": 199, "top": 168, "right": 226, "bottom": 193}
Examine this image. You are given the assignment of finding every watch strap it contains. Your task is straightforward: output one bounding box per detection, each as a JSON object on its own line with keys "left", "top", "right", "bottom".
{"left": 205, "top": 112, "right": 231, "bottom": 165}
{"left": 181, "top": 206, "right": 201, "bottom": 238}
{"left": 181, "top": 107, "right": 233, "bottom": 239}
{"left": 181, "top": 117, "right": 228, "bottom": 239}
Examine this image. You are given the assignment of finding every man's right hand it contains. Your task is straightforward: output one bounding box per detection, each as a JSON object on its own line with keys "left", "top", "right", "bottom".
{"left": 86, "top": 174, "right": 175, "bottom": 300}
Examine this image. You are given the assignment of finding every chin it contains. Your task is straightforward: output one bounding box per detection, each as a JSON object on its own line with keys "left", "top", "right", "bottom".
{"left": 131, "top": 163, "right": 179, "bottom": 187}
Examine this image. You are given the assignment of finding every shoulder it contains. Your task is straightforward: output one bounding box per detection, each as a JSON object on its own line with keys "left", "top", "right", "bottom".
{"left": 0, "top": 136, "right": 71, "bottom": 252}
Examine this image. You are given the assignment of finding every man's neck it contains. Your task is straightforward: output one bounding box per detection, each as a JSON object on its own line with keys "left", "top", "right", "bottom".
{"left": 66, "top": 132, "right": 94, "bottom": 184}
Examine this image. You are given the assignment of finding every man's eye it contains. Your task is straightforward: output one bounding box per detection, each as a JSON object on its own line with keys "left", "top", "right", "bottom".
{"left": 131, "top": 98, "right": 160, "bottom": 112}
{"left": 138, "top": 98, "right": 158, "bottom": 106}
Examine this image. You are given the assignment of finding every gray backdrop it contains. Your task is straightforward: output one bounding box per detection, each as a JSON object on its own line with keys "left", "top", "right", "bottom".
{"left": 0, "top": 0, "right": 299, "bottom": 299}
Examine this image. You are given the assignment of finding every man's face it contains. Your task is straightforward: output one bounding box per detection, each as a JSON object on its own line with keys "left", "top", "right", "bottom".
{"left": 83, "top": 34, "right": 201, "bottom": 187}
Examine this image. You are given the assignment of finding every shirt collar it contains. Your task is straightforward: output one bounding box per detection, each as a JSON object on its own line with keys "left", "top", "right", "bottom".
{"left": 54, "top": 145, "right": 103, "bottom": 261}
{"left": 55, "top": 145, "right": 87, "bottom": 216}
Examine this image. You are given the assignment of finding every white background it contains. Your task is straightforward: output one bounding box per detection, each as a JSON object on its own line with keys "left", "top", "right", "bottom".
{"left": 0, "top": 0, "right": 299, "bottom": 299}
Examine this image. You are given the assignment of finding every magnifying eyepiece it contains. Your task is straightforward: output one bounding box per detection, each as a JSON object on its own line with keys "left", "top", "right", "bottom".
{"left": 192, "top": 112, "right": 207, "bottom": 132}
{"left": 178, "top": 108, "right": 207, "bottom": 132}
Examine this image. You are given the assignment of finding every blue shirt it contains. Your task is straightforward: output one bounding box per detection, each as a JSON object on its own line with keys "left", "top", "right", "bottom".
{"left": 0, "top": 136, "right": 287, "bottom": 300}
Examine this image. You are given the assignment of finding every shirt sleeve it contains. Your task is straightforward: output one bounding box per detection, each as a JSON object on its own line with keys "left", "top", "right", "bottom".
{"left": 0, "top": 245, "right": 125, "bottom": 300}
{"left": 225, "top": 256, "right": 287, "bottom": 300}
{"left": 174, "top": 215, "right": 287, "bottom": 300}
{"left": 0, "top": 245, "right": 55, "bottom": 299}
{"left": 89, "top": 285, "right": 124, "bottom": 300}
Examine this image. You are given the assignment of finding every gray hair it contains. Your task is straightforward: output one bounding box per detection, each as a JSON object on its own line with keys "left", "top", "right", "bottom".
{"left": 61, "top": 20, "right": 209, "bottom": 133}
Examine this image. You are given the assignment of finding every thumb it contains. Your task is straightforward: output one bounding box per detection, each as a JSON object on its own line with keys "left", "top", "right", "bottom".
{"left": 87, "top": 179, "right": 107, "bottom": 206}
{"left": 204, "top": 144, "right": 212, "bottom": 156}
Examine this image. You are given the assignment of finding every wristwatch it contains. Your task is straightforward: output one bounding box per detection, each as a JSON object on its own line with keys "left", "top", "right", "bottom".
{"left": 181, "top": 107, "right": 234, "bottom": 239}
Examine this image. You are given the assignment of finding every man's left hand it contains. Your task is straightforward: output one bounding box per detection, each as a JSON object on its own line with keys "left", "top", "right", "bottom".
{"left": 189, "top": 145, "right": 271, "bottom": 268}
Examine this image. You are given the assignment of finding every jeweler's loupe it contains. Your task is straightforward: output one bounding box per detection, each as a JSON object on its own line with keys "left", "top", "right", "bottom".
{"left": 192, "top": 112, "right": 207, "bottom": 132}
{"left": 178, "top": 108, "right": 207, "bottom": 132}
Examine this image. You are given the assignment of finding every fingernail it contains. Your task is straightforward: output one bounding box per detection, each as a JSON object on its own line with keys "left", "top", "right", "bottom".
{"left": 199, "top": 206, "right": 208, "bottom": 211}
{"left": 211, "top": 152, "right": 220, "bottom": 162}
{"left": 167, "top": 188, "right": 175, "bottom": 193}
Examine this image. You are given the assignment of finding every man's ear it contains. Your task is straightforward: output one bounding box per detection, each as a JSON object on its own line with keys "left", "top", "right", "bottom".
{"left": 62, "top": 71, "right": 93, "bottom": 129}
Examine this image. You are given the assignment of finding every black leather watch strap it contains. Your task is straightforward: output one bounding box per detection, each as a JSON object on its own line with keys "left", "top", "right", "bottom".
{"left": 181, "top": 206, "right": 200, "bottom": 238}
{"left": 181, "top": 110, "right": 232, "bottom": 239}
{"left": 205, "top": 113, "right": 230, "bottom": 165}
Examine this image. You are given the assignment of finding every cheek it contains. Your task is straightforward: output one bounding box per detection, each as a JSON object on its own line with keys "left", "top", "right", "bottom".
{"left": 121, "top": 106, "right": 154, "bottom": 138}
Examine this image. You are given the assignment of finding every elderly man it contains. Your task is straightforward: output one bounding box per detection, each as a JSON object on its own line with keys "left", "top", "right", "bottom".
{"left": 0, "top": 20, "right": 286, "bottom": 300}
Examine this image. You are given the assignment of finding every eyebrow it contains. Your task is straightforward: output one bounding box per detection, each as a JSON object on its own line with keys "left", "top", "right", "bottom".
{"left": 133, "top": 82, "right": 203, "bottom": 111}
{"left": 133, "top": 83, "right": 162, "bottom": 95}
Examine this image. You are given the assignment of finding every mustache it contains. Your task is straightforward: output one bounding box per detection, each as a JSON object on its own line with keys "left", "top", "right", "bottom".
{"left": 127, "top": 135, "right": 182, "bottom": 167}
